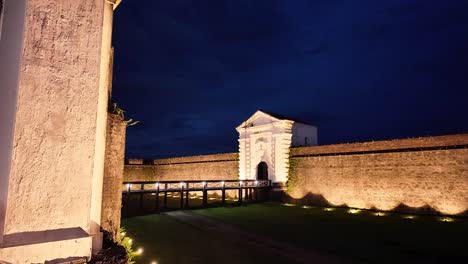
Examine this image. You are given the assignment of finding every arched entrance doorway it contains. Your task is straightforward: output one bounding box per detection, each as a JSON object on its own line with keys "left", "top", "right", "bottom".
{"left": 257, "top": 162, "right": 268, "bottom": 180}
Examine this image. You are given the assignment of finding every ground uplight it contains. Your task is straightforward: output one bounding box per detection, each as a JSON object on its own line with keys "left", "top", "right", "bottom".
{"left": 348, "top": 209, "right": 361, "bottom": 214}
{"left": 137, "top": 247, "right": 143, "bottom": 255}
{"left": 439, "top": 217, "right": 455, "bottom": 222}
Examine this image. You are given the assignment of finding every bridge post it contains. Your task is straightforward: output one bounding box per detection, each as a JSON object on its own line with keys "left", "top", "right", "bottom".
{"left": 185, "top": 190, "right": 189, "bottom": 208}
{"left": 164, "top": 183, "right": 168, "bottom": 209}
{"left": 238, "top": 183, "right": 243, "bottom": 204}
{"left": 180, "top": 184, "right": 184, "bottom": 209}
{"left": 125, "top": 183, "right": 130, "bottom": 203}
{"left": 139, "top": 183, "right": 144, "bottom": 211}
{"left": 222, "top": 183, "right": 226, "bottom": 205}
{"left": 202, "top": 182, "right": 207, "bottom": 207}
{"left": 155, "top": 183, "right": 160, "bottom": 213}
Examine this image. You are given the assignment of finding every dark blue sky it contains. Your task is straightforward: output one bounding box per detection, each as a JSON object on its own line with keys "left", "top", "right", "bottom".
{"left": 112, "top": 0, "right": 468, "bottom": 159}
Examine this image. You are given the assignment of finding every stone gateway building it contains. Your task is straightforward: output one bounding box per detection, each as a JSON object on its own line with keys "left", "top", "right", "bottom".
{"left": 237, "top": 110, "right": 317, "bottom": 183}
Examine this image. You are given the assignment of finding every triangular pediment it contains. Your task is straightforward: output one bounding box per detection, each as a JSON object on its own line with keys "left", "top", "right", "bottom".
{"left": 236, "top": 110, "right": 291, "bottom": 130}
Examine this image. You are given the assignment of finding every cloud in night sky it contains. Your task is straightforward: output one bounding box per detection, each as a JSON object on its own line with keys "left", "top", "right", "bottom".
{"left": 112, "top": 0, "right": 468, "bottom": 158}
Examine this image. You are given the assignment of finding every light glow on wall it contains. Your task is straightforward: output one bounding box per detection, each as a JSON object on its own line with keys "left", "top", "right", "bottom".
{"left": 302, "top": 205, "right": 312, "bottom": 209}
{"left": 348, "top": 209, "right": 361, "bottom": 214}
{"left": 439, "top": 217, "right": 455, "bottom": 222}
{"left": 323, "top": 208, "right": 336, "bottom": 212}
{"left": 286, "top": 142, "right": 468, "bottom": 216}
{"left": 403, "top": 215, "right": 417, "bottom": 220}
{"left": 373, "top": 212, "right": 387, "bottom": 217}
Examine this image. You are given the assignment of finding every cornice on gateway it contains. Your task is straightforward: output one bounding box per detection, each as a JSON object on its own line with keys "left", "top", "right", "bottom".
{"left": 237, "top": 119, "right": 293, "bottom": 133}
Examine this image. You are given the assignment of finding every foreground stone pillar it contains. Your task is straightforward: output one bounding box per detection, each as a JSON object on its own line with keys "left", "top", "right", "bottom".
{"left": 0, "top": 0, "right": 121, "bottom": 262}
{"left": 101, "top": 114, "right": 127, "bottom": 241}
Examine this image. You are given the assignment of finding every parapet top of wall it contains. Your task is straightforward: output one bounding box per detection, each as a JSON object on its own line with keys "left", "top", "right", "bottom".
{"left": 127, "top": 152, "right": 239, "bottom": 165}
{"left": 291, "top": 134, "right": 468, "bottom": 156}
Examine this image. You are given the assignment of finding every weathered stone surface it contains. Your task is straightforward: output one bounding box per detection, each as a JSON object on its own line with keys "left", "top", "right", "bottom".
{"left": 5, "top": 0, "right": 104, "bottom": 235}
{"left": 101, "top": 114, "right": 126, "bottom": 241}
{"left": 1, "top": 0, "right": 116, "bottom": 261}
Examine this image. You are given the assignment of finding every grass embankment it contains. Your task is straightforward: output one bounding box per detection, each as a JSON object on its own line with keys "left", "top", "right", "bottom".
{"left": 193, "top": 203, "right": 468, "bottom": 263}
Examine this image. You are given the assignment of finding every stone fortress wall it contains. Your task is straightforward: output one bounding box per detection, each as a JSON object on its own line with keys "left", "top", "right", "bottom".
{"left": 124, "top": 152, "right": 239, "bottom": 182}
{"left": 287, "top": 134, "right": 468, "bottom": 216}
{"left": 125, "top": 134, "right": 468, "bottom": 216}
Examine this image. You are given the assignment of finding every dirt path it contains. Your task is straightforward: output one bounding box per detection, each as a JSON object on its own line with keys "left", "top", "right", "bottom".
{"left": 165, "top": 210, "right": 347, "bottom": 264}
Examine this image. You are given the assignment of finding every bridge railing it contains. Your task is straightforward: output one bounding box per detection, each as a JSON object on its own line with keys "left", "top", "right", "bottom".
{"left": 122, "top": 180, "right": 271, "bottom": 211}
{"left": 122, "top": 179, "right": 270, "bottom": 193}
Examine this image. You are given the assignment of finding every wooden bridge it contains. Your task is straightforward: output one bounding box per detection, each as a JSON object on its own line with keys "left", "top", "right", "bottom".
{"left": 122, "top": 180, "right": 271, "bottom": 212}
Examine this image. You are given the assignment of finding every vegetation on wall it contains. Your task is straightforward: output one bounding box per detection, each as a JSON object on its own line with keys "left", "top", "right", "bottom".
{"left": 286, "top": 154, "right": 299, "bottom": 193}
{"left": 109, "top": 102, "right": 140, "bottom": 127}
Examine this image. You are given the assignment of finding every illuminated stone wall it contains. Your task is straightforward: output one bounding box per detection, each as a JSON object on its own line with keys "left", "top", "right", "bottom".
{"left": 101, "top": 114, "right": 126, "bottom": 241}
{"left": 0, "top": 0, "right": 120, "bottom": 262}
{"left": 287, "top": 134, "right": 468, "bottom": 216}
{"left": 124, "top": 153, "right": 239, "bottom": 182}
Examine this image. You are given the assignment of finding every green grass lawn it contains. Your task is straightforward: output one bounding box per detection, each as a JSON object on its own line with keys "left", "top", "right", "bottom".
{"left": 193, "top": 203, "right": 468, "bottom": 263}
{"left": 121, "top": 213, "right": 292, "bottom": 264}
{"left": 122, "top": 202, "right": 467, "bottom": 263}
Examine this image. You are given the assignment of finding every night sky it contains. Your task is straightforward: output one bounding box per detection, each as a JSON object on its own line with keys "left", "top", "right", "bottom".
{"left": 111, "top": 0, "right": 468, "bottom": 159}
